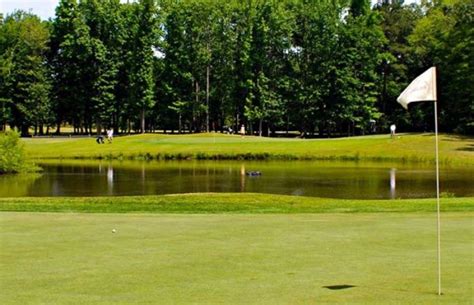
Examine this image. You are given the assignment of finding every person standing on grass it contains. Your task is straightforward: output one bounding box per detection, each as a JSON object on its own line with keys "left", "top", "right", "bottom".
{"left": 96, "top": 135, "right": 105, "bottom": 144}
{"left": 107, "top": 128, "right": 113, "bottom": 143}
{"left": 240, "top": 124, "right": 245, "bottom": 137}
{"left": 390, "top": 124, "right": 396, "bottom": 138}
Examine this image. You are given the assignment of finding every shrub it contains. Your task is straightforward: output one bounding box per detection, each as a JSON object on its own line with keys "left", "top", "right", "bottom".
{"left": 0, "top": 131, "right": 37, "bottom": 174}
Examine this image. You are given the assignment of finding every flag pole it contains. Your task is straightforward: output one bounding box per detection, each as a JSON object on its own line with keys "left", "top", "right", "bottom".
{"left": 434, "top": 100, "right": 441, "bottom": 296}
{"left": 396, "top": 66, "right": 441, "bottom": 295}
{"left": 432, "top": 66, "right": 441, "bottom": 296}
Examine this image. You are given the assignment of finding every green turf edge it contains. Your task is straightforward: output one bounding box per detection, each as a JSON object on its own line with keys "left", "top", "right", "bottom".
{"left": 1, "top": 193, "right": 473, "bottom": 214}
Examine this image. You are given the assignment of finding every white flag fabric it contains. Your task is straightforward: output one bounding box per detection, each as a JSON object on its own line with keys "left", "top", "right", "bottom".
{"left": 397, "top": 67, "right": 437, "bottom": 109}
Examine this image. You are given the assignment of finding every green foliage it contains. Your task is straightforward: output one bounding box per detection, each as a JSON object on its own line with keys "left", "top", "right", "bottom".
{"left": 1, "top": 0, "right": 472, "bottom": 136}
{"left": 0, "top": 131, "right": 36, "bottom": 173}
{"left": 375, "top": 1, "right": 423, "bottom": 131}
{"left": 409, "top": 0, "right": 474, "bottom": 134}
{"left": 0, "top": 11, "right": 52, "bottom": 136}
{"left": 128, "top": 0, "right": 161, "bottom": 133}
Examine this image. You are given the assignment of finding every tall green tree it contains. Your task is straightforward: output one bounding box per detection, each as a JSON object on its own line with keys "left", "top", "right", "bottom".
{"left": 409, "top": 0, "right": 474, "bottom": 134}
{"left": 231, "top": 0, "right": 253, "bottom": 132}
{"left": 160, "top": 1, "right": 194, "bottom": 132}
{"left": 5, "top": 0, "right": 470, "bottom": 136}
{"left": 335, "top": 5, "right": 385, "bottom": 135}
{"left": 375, "top": 0, "right": 423, "bottom": 131}
{"left": 50, "top": 0, "right": 92, "bottom": 134}
{"left": 0, "top": 16, "right": 13, "bottom": 132}
{"left": 0, "top": 11, "right": 52, "bottom": 136}
{"left": 291, "top": 0, "right": 341, "bottom": 136}
{"left": 128, "top": 0, "right": 160, "bottom": 133}
{"left": 246, "top": 1, "right": 292, "bottom": 136}
{"left": 80, "top": 0, "right": 124, "bottom": 134}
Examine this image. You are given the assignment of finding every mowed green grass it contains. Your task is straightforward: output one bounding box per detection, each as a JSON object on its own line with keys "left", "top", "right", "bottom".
{"left": 23, "top": 133, "right": 474, "bottom": 164}
{"left": 1, "top": 212, "right": 472, "bottom": 305}
{"left": 1, "top": 194, "right": 473, "bottom": 214}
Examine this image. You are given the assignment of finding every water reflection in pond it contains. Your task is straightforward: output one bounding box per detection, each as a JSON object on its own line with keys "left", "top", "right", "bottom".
{"left": 390, "top": 168, "right": 396, "bottom": 199}
{"left": 0, "top": 160, "right": 472, "bottom": 199}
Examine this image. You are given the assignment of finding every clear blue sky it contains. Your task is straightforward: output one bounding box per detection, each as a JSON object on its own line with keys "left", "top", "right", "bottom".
{"left": 1, "top": 0, "right": 59, "bottom": 20}
{"left": 0, "top": 0, "right": 135, "bottom": 20}
{"left": 1, "top": 0, "right": 418, "bottom": 21}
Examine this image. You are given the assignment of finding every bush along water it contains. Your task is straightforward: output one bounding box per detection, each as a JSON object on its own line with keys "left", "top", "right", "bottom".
{"left": 0, "top": 131, "right": 38, "bottom": 174}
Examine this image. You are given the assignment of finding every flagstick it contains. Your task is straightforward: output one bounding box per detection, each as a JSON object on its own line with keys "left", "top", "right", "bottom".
{"left": 397, "top": 66, "right": 441, "bottom": 295}
{"left": 434, "top": 101, "right": 441, "bottom": 295}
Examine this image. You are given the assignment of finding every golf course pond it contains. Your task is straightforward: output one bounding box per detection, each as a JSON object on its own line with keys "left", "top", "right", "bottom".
{"left": 1, "top": 160, "right": 473, "bottom": 199}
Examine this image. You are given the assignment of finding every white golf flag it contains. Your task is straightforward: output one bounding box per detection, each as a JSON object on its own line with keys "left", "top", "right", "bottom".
{"left": 397, "top": 67, "right": 437, "bottom": 109}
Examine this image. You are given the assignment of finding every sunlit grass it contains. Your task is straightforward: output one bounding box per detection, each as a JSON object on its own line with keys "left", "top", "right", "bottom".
{"left": 1, "top": 193, "right": 473, "bottom": 214}
{"left": 23, "top": 133, "right": 474, "bottom": 164}
{"left": 1, "top": 211, "right": 472, "bottom": 304}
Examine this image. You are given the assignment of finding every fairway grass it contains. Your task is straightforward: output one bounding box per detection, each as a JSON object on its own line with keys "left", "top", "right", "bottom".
{"left": 1, "top": 194, "right": 473, "bottom": 214}
{"left": 23, "top": 133, "right": 474, "bottom": 165}
{"left": 1, "top": 212, "right": 472, "bottom": 305}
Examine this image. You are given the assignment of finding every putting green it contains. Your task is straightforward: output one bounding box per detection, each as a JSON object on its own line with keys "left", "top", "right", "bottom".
{"left": 1, "top": 212, "right": 472, "bottom": 304}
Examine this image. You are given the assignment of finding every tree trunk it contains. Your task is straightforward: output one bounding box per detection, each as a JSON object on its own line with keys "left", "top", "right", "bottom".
{"left": 21, "top": 124, "right": 29, "bottom": 137}
{"left": 141, "top": 108, "right": 145, "bottom": 133}
{"left": 0, "top": 102, "right": 4, "bottom": 130}
{"left": 206, "top": 65, "right": 210, "bottom": 133}
{"left": 259, "top": 118, "right": 263, "bottom": 137}
{"left": 194, "top": 80, "right": 200, "bottom": 133}
{"left": 113, "top": 112, "right": 119, "bottom": 135}
{"left": 178, "top": 113, "right": 182, "bottom": 134}
{"left": 56, "top": 121, "right": 61, "bottom": 135}
{"left": 0, "top": 102, "right": 3, "bottom": 131}
{"left": 235, "top": 113, "right": 239, "bottom": 134}
{"left": 97, "top": 119, "right": 102, "bottom": 136}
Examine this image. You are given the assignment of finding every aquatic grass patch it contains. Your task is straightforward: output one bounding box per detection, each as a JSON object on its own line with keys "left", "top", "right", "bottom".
{"left": 0, "top": 193, "right": 473, "bottom": 214}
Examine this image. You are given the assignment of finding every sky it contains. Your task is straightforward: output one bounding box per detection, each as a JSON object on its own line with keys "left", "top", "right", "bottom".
{"left": 1, "top": 0, "right": 418, "bottom": 21}
{"left": 0, "top": 0, "right": 136, "bottom": 20}
{"left": 1, "top": 0, "right": 59, "bottom": 20}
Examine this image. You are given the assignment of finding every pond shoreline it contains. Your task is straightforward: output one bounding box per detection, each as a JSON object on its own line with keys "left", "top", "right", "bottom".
{"left": 30, "top": 152, "right": 457, "bottom": 165}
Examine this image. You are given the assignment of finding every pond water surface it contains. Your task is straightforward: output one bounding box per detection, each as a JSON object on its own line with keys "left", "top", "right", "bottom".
{"left": 1, "top": 161, "right": 473, "bottom": 199}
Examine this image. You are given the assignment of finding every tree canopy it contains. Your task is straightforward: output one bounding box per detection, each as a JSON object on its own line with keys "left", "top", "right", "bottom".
{"left": 0, "top": 0, "right": 472, "bottom": 136}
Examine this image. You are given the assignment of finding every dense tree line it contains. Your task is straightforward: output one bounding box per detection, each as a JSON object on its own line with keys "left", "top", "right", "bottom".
{"left": 0, "top": 0, "right": 472, "bottom": 137}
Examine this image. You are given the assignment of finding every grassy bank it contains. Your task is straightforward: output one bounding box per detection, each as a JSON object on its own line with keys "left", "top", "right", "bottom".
{"left": 23, "top": 133, "right": 474, "bottom": 164}
{"left": 1, "top": 193, "right": 473, "bottom": 214}
{"left": 1, "top": 212, "right": 472, "bottom": 304}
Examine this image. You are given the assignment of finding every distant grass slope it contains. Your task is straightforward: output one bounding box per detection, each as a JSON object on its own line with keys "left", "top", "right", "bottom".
{"left": 23, "top": 133, "right": 474, "bottom": 164}
{"left": 1, "top": 193, "right": 473, "bottom": 214}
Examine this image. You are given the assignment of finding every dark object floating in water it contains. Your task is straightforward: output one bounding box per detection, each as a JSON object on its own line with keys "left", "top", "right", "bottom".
{"left": 323, "top": 285, "right": 356, "bottom": 290}
{"left": 246, "top": 171, "right": 262, "bottom": 176}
